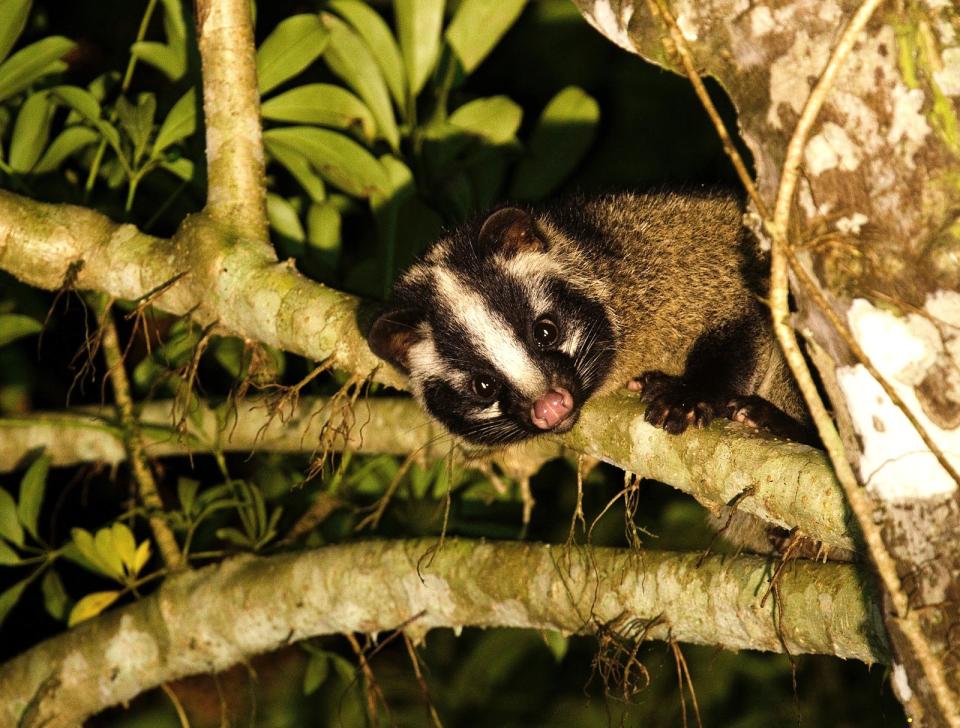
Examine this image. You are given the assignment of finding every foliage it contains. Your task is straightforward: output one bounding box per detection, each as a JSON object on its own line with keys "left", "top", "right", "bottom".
{"left": 0, "top": 0, "right": 902, "bottom": 726}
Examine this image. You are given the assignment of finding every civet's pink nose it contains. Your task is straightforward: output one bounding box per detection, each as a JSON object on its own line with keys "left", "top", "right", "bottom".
{"left": 531, "top": 388, "right": 574, "bottom": 430}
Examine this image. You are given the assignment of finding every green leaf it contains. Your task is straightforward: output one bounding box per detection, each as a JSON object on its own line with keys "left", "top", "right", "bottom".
{"left": 48, "top": 85, "right": 122, "bottom": 151}
{"left": 215, "top": 527, "right": 252, "bottom": 548}
{"left": 446, "top": 0, "right": 526, "bottom": 75}
{"left": 69, "top": 527, "right": 119, "bottom": 579}
{"left": 306, "top": 201, "right": 341, "bottom": 266}
{"left": 0, "top": 36, "right": 74, "bottom": 103}
{"left": 9, "top": 87, "right": 53, "bottom": 172}
{"left": 0, "top": 0, "right": 32, "bottom": 64}
{"left": 161, "top": 157, "right": 194, "bottom": 181}
{"left": 33, "top": 125, "right": 99, "bottom": 173}
{"left": 264, "top": 126, "right": 388, "bottom": 198}
{"left": 542, "top": 630, "right": 569, "bottom": 663}
{"left": 116, "top": 93, "right": 157, "bottom": 164}
{"left": 17, "top": 454, "right": 49, "bottom": 541}
{"left": 257, "top": 14, "right": 329, "bottom": 95}
{"left": 393, "top": 0, "right": 443, "bottom": 97}
{"left": 130, "top": 41, "right": 186, "bottom": 81}
{"left": 261, "top": 83, "right": 376, "bottom": 142}
{"left": 68, "top": 590, "right": 121, "bottom": 627}
{"left": 133, "top": 540, "right": 151, "bottom": 575}
{"left": 0, "top": 313, "right": 41, "bottom": 347}
{"left": 0, "top": 574, "right": 30, "bottom": 628}
{"left": 94, "top": 527, "right": 124, "bottom": 579}
{"left": 0, "top": 539, "right": 20, "bottom": 566}
{"left": 111, "top": 522, "right": 137, "bottom": 574}
{"left": 509, "top": 86, "right": 599, "bottom": 201}
{"left": 328, "top": 0, "right": 405, "bottom": 109}
{"left": 303, "top": 652, "right": 330, "bottom": 695}
{"left": 0, "top": 487, "right": 24, "bottom": 547}
{"left": 267, "top": 193, "right": 306, "bottom": 243}
{"left": 177, "top": 477, "right": 200, "bottom": 516}
{"left": 154, "top": 89, "right": 196, "bottom": 154}
{"left": 449, "top": 96, "right": 522, "bottom": 144}
{"left": 321, "top": 13, "right": 398, "bottom": 151}
{"left": 265, "top": 137, "right": 326, "bottom": 203}
{"left": 158, "top": 0, "right": 187, "bottom": 46}
{"left": 41, "top": 569, "right": 70, "bottom": 620}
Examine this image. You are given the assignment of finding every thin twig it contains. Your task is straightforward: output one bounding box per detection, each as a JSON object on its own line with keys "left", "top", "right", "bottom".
{"left": 766, "top": 0, "right": 960, "bottom": 723}
{"left": 95, "top": 296, "right": 182, "bottom": 569}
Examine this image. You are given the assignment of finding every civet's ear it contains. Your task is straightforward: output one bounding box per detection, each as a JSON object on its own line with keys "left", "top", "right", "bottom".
{"left": 477, "top": 207, "right": 546, "bottom": 258}
{"left": 367, "top": 308, "right": 424, "bottom": 374}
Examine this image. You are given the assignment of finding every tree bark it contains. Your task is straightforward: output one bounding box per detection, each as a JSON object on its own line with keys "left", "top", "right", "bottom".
{"left": 571, "top": 0, "right": 960, "bottom": 723}
{"left": 0, "top": 539, "right": 888, "bottom": 728}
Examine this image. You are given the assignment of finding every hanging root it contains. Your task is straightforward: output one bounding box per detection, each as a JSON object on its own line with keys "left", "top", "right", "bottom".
{"left": 669, "top": 637, "right": 703, "bottom": 728}
{"left": 355, "top": 450, "right": 419, "bottom": 531}
{"left": 306, "top": 370, "right": 371, "bottom": 480}
{"left": 590, "top": 613, "right": 659, "bottom": 703}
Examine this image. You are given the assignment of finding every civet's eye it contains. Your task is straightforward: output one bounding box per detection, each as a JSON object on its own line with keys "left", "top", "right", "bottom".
{"left": 533, "top": 317, "right": 559, "bottom": 348}
{"left": 472, "top": 374, "right": 498, "bottom": 399}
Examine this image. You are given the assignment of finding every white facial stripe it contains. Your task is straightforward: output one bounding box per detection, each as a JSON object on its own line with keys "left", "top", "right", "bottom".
{"left": 498, "top": 251, "right": 563, "bottom": 280}
{"left": 562, "top": 325, "right": 583, "bottom": 358}
{"left": 432, "top": 267, "right": 545, "bottom": 398}
{"left": 407, "top": 330, "right": 446, "bottom": 383}
{"left": 472, "top": 402, "right": 502, "bottom": 421}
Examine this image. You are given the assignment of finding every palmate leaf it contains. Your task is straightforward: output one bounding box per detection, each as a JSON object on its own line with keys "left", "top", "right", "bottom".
{"left": 8, "top": 87, "right": 54, "bottom": 171}
{"left": 264, "top": 126, "right": 388, "bottom": 198}
{"left": 449, "top": 96, "right": 522, "bottom": 144}
{"left": 445, "top": 0, "right": 526, "bottom": 75}
{"left": 265, "top": 137, "right": 326, "bottom": 203}
{"left": 321, "top": 13, "right": 399, "bottom": 151}
{"left": 261, "top": 83, "right": 377, "bottom": 143}
{"left": 0, "top": 574, "right": 31, "bottom": 628}
{"left": 33, "top": 125, "right": 99, "bottom": 173}
{"left": 0, "top": 36, "right": 74, "bottom": 103}
{"left": 130, "top": 41, "right": 186, "bottom": 81}
{"left": 0, "top": 487, "right": 23, "bottom": 547}
{"left": 0, "top": 312, "right": 41, "bottom": 347}
{"left": 509, "top": 86, "right": 599, "bottom": 201}
{"left": 68, "top": 590, "right": 121, "bottom": 627}
{"left": 0, "top": 0, "right": 32, "bottom": 64}
{"left": 17, "top": 454, "right": 49, "bottom": 541}
{"left": 153, "top": 88, "right": 197, "bottom": 156}
{"left": 257, "top": 14, "right": 329, "bottom": 95}
{"left": 393, "top": 0, "right": 443, "bottom": 97}
{"left": 328, "top": 0, "right": 405, "bottom": 109}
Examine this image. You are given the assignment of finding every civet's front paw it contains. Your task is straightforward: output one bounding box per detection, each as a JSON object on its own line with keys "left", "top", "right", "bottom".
{"left": 627, "top": 371, "right": 717, "bottom": 434}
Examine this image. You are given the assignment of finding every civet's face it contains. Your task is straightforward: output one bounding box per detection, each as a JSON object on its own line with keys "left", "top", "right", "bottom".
{"left": 368, "top": 207, "right": 615, "bottom": 445}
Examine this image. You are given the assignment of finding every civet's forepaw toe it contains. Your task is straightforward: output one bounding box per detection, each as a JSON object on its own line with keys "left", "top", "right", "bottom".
{"left": 725, "top": 395, "right": 820, "bottom": 446}
{"left": 629, "top": 371, "right": 717, "bottom": 434}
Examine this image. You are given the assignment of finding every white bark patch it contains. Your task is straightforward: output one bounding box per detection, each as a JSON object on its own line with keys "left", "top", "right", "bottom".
{"left": 838, "top": 298, "right": 960, "bottom": 501}
{"left": 676, "top": 13, "right": 698, "bottom": 42}
{"left": 581, "top": 0, "right": 634, "bottom": 52}
{"left": 887, "top": 85, "right": 931, "bottom": 168}
{"left": 767, "top": 29, "right": 830, "bottom": 129}
{"left": 891, "top": 663, "right": 913, "bottom": 703}
{"left": 934, "top": 47, "right": 960, "bottom": 96}
{"left": 804, "top": 122, "right": 862, "bottom": 175}
{"left": 835, "top": 213, "right": 869, "bottom": 235}
{"left": 101, "top": 615, "right": 160, "bottom": 702}
{"left": 750, "top": 7, "right": 775, "bottom": 36}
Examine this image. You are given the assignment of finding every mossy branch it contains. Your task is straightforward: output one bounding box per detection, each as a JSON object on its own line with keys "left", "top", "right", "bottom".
{"left": 0, "top": 391, "right": 854, "bottom": 552}
{"left": 0, "top": 539, "right": 888, "bottom": 727}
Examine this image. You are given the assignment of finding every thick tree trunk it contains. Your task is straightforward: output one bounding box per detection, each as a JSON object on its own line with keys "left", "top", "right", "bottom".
{"left": 571, "top": 1, "right": 960, "bottom": 723}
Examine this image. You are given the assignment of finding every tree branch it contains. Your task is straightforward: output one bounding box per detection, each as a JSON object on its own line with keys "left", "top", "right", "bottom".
{"left": 195, "top": 0, "right": 268, "bottom": 241}
{"left": 0, "top": 189, "right": 400, "bottom": 388}
{"left": 0, "top": 539, "right": 889, "bottom": 727}
{"left": 0, "top": 391, "right": 854, "bottom": 551}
